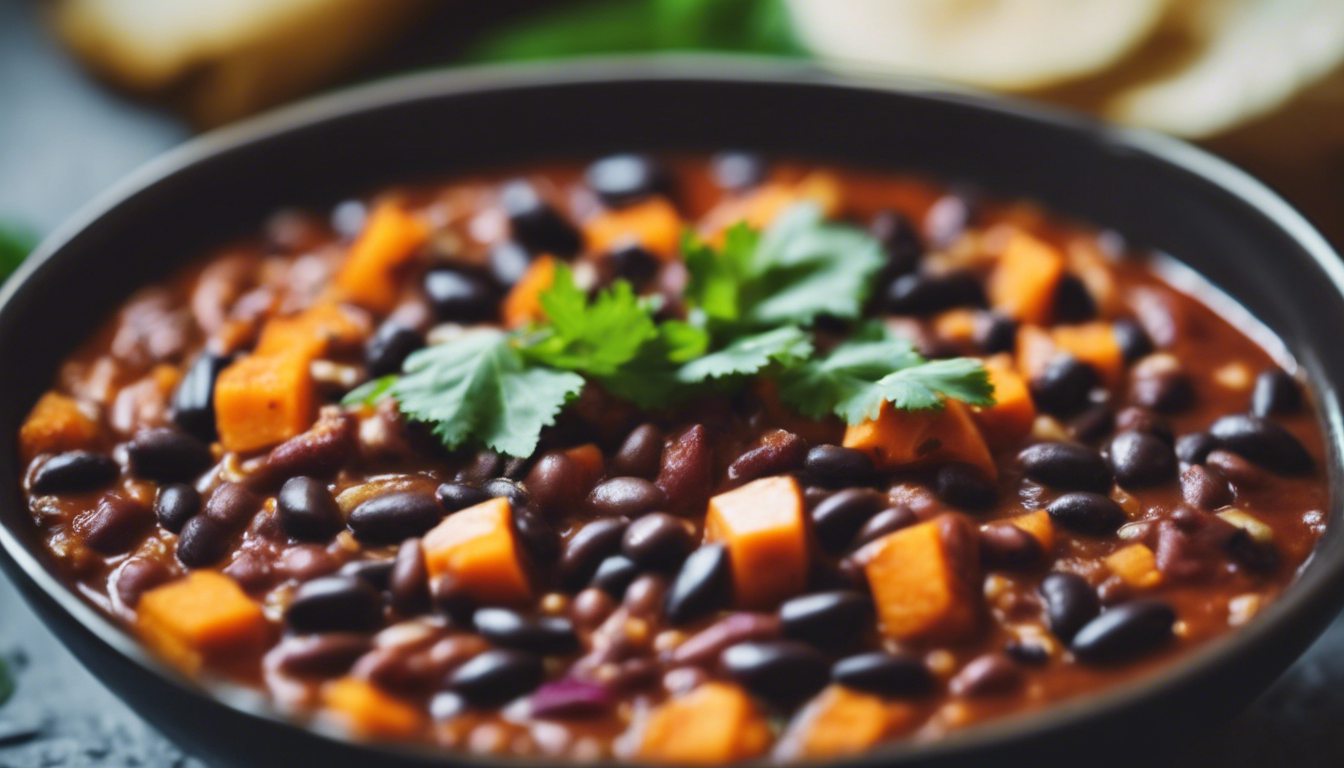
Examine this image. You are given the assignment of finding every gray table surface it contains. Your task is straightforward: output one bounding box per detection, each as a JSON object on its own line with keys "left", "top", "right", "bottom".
{"left": 3, "top": 2, "right": 1344, "bottom": 765}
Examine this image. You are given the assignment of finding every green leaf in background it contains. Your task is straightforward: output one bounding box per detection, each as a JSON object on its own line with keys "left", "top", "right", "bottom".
{"left": 0, "top": 223, "right": 37, "bottom": 283}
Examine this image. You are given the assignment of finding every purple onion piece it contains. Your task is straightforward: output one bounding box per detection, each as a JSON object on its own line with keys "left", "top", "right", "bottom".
{"left": 530, "top": 678, "right": 616, "bottom": 719}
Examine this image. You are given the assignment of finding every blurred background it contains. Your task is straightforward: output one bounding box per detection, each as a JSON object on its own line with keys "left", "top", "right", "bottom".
{"left": 3, "top": 0, "right": 1344, "bottom": 765}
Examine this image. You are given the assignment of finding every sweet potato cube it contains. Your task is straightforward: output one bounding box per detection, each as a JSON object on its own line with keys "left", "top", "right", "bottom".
{"left": 502, "top": 255, "right": 556, "bottom": 329}
{"left": 136, "top": 571, "right": 266, "bottom": 670}
{"left": 19, "top": 392, "right": 99, "bottom": 461}
{"left": 334, "top": 201, "right": 428, "bottom": 312}
{"left": 972, "top": 360, "right": 1036, "bottom": 449}
{"left": 1010, "top": 510, "right": 1055, "bottom": 554}
{"left": 324, "top": 678, "right": 426, "bottom": 739}
{"left": 215, "top": 352, "right": 315, "bottom": 453}
{"left": 637, "top": 683, "right": 771, "bottom": 764}
{"left": 988, "top": 231, "right": 1066, "bottom": 324}
{"left": 705, "top": 475, "right": 808, "bottom": 609}
{"left": 1052, "top": 322, "right": 1123, "bottom": 386}
{"left": 843, "top": 400, "right": 996, "bottom": 480}
{"left": 861, "top": 515, "right": 980, "bottom": 643}
{"left": 583, "top": 197, "right": 682, "bottom": 259}
{"left": 421, "top": 497, "right": 530, "bottom": 605}
{"left": 700, "top": 171, "right": 843, "bottom": 239}
{"left": 1106, "top": 543, "right": 1162, "bottom": 588}
{"left": 779, "top": 685, "right": 918, "bottom": 760}
{"left": 933, "top": 308, "right": 980, "bottom": 346}
{"left": 255, "top": 302, "right": 368, "bottom": 360}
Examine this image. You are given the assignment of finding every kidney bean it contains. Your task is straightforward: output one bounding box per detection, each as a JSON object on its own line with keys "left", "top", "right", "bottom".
{"left": 447, "top": 648, "right": 545, "bottom": 706}
{"left": 721, "top": 640, "right": 830, "bottom": 706}
{"left": 1030, "top": 355, "right": 1099, "bottom": 417}
{"left": 205, "top": 482, "right": 262, "bottom": 530}
{"left": 883, "top": 271, "right": 986, "bottom": 316}
{"left": 513, "top": 508, "right": 560, "bottom": 564}
{"left": 277, "top": 477, "right": 343, "bottom": 542}
{"left": 1205, "top": 450, "right": 1268, "bottom": 491}
{"left": 804, "top": 444, "right": 876, "bottom": 487}
{"left": 171, "top": 351, "right": 231, "bottom": 442}
{"left": 1181, "top": 465, "right": 1233, "bottom": 510}
{"left": 500, "top": 179, "right": 582, "bottom": 258}
{"left": 524, "top": 452, "right": 584, "bottom": 517}
{"left": 390, "top": 538, "right": 430, "bottom": 615}
{"left": 559, "top": 518, "right": 630, "bottom": 590}
{"left": 1108, "top": 431, "right": 1177, "bottom": 489}
{"left": 153, "top": 483, "right": 200, "bottom": 534}
{"left": 347, "top": 492, "right": 443, "bottom": 544}
{"left": 429, "top": 573, "right": 475, "bottom": 624}
{"left": 591, "top": 555, "right": 640, "bottom": 597}
{"left": 482, "top": 477, "right": 530, "bottom": 508}
{"left": 980, "top": 524, "right": 1043, "bottom": 570}
{"left": 277, "top": 544, "right": 340, "bottom": 582}
{"left": 1053, "top": 274, "right": 1097, "bottom": 322}
{"left": 655, "top": 425, "right": 714, "bottom": 513}
{"left": 340, "top": 559, "right": 395, "bottom": 590}
{"left": 1068, "top": 404, "right": 1114, "bottom": 444}
{"left": 779, "top": 590, "right": 874, "bottom": 650}
{"left": 126, "top": 427, "right": 213, "bottom": 483}
{"left": 571, "top": 588, "right": 616, "bottom": 630}
{"left": 671, "top": 613, "right": 780, "bottom": 667}
{"left": 1070, "top": 599, "right": 1176, "bottom": 663}
{"left": 1047, "top": 492, "right": 1127, "bottom": 535}
{"left": 622, "top": 512, "right": 694, "bottom": 571}
{"left": 176, "top": 515, "right": 233, "bottom": 567}
{"left": 1176, "top": 432, "right": 1217, "bottom": 465}
{"left": 1130, "top": 355, "right": 1195, "bottom": 413}
{"left": 1017, "top": 442, "right": 1111, "bottom": 493}
{"left": 623, "top": 573, "right": 670, "bottom": 616}
{"left": 1114, "top": 407, "right": 1173, "bottom": 444}
{"left": 115, "top": 559, "right": 172, "bottom": 607}
{"left": 78, "top": 495, "right": 154, "bottom": 554}
{"left": 1208, "top": 415, "right": 1312, "bottom": 475}
{"left": 612, "top": 423, "right": 664, "bottom": 478}
{"left": 263, "top": 410, "right": 355, "bottom": 482}
{"left": 1251, "top": 370, "right": 1302, "bottom": 417}
{"left": 270, "top": 633, "right": 372, "bottom": 678}
{"left": 727, "top": 429, "right": 807, "bottom": 484}
{"left": 435, "top": 482, "right": 491, "bottom": 513}
{"left": 31, "top": 451, "right": 120, "bottom": 495}
{"left": 365, "top": 321, "right": 424, "bottom": 378}
{"left": 949, "top": 653, "right": 1024, "bottom": 697}
{"left": 223, "top": 550, "right": 273, "bottom": 593}
{"left": 665, "top": 544, "right": 731, "bottom": 625}
{"left": 1040, "top": 572, "right": 1101, "bottom": 641}
{"left": 587, "top": 477, "right": 665, "bottom": 518}
{"left": 285, "top": 575, "right": 384, "bottom": 634}
{"left": 1153, "top": 517, "right": 1221, "bottom": 582}
{"left": 1112, "top": 318, "right": 1155, "bottom": 364}
{"left": 935, "top": 462, "right": 997, "bottom": 510}
{"left": 529, "top": 678, "right": 616, "bottom": 719}
{"left": 473, "top": 608, "right": 579, "bottom": 655}
{"left": 853, "top": 506, "right": 919, "bottom": 549}
{"left": 832, "top": 651, "right": 933, "bottom": 696}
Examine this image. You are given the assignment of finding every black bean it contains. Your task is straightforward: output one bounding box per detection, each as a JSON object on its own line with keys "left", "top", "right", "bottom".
{"left": 473, "top": 608, "right": 579, "bottom": 655}
{"left": 1208, "top": 414, "right": 1312, "bottom": 474}
{"left": 976, "top": 313, "right": 1018, "bottom": 355}
{"left": 430, "top": 573, "right": 476, "bottom": 624}
{"left": 1251, "top": 370, "right": 1302, "bottom": 417}
{"left": 585, "top": 154, "right": 666, "bottom": 208}
{"left": 176, "top": 515, "right": 232, "bottom": 567}
{"left": 487, "top": 241, "right": 533, "bottom": 288}
{"left": 1003, "top": 640, "right": 1050, "bottom": 667}
{"left": 1053, "top": 274, "right": 1097, "bottom": 323}
{"left": 501, "top": 455, "right": 533, "bottom": 481}
{"left": 127, "top": 427, "right": 213, "bottom": 483}
{"left": 883, "top": 271, "right": 987, "bottom": 316}
{"left": 721, "top": 640, "right": 830, "bottom": 706}
{"left": 436, "top": 482, "right": 492, "bottom": 513}
{"left": 1176, "top": 432, "right": 1217, "bottom": 465}
{"left": 271, "top": 633, "right": 372, "bottom": 678}
{"left": 339, "top": 559, "right": 395, "bottom": 590}
{"left": 665, "top": 543, "right": 731, "bottom": 625}
{"left": 832, "top": 651, "right": 933, "bottom": 697}
{"left": 710, "top": 151, "right": 767, "bottom": 191}
{"left": 171, "top": 352, "right": 231, "bottom": 442}
{"left": 811, "top": 488, "right": 887, "bottom": 552}
{"left": 389, "top": 538, "right": 430, "bottom": 615}
{"left": 606, "top": 243, "right": 661, "bottom": 287}
{"left": 622, "top": 512, "right": 694, "bottom": 571}
{"left": 80, "top": 495, "right": 154, "bottom": 554}
{"left": 348, "top": 492, "right": 443, "bottom": 544}
{"left": 154, "top": 483, "right": 200, "bottom": 534}
{"left": 1018, "top": 442, "right": 1112, "bottom": 492}
{"left": 949, "top": 653, "right": 1024, "bottom": 697}
{"left": 499, "top": 179, "right": 582, "bottom": 257}
{"left": 779, "top": 590, "right": 874, "bottom": 650}
{"left": 277, "top": 477, "right": 343, "bottom": 542}
{"left": 456, "top": 450, "right": 503, "bottom": 485}
{"left": 1130, "top": 366, "right": 1195, "bottom": 414}
{"left": 204, "top": 482, "right": 262, "bottom": 530}
{"left": 935, "top": 462, "right": 997, "bottom": 510}
{"left": 513, "top": 508, "right": 560, "bottom": 564}
{"left": 446, "top": 649, "right": 545, "bottom": 706}
{"left": 559, "top": 518, "right": 630, "bottom": 590}
{"left": 1039, "top": 572, "right": 1100, "bottom": 641}
{"left": 586, "top": 477, "right": 665, "bottom": 517}
{"left": 1068, "top": 404, "right": 1115, "bottom": 444}
{"left": 482, "top": 477, "right": 530, "bottom": 508}
{"left": 853, "top": 506, "right": 919, "bottom": 549}
{"left": 804, "top": 444, "right": 875, "bottom": 487}
{"left": 869, "top": 209, "right": 925, "bottom": 282}
{"left": 1070, "top": 599, "right": 1176, "bottom": 663}
{"left": 1046, "top": 492, "right": 1127, "bottom": 535}
{"left": 31, "top": 451, "right": 119, "bottom": 495}
{"left": 980, "top": 523, "right": 1043, "bottom": 570}
{"left": 1112, "top": 319, "right": 1155, "bottom": 364}
{"left": 1180, "top": 465, "right": 1233, "bottom": 510}
{"left": 1108, "top": 431, "right": 1178, "bottom": 489}
{"left": 1030, "top": 355, "right": 1099, "bottom": 417}
{"left": 591, "top": 554, "right": 640, "bottom": 597}
{"left": 365, "top": 321, "right": 424, "bottom": 378}
{"left": 285, "top": 575, "right": 383, "bottom": 634}
{"left": 612, "top": 423, "right": 664, "bottom": 478}
{"left": 424, "top": 268, "right": 498, "bottom": 323}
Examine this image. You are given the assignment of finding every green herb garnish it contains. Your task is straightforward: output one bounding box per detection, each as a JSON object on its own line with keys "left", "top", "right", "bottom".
{"left": 0, "top": 223, "right": 37, "bottom": 283}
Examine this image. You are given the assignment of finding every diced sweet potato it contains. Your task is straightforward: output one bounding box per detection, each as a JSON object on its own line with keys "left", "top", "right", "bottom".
{"left": 636, "top": 683, "right": 771, "bottom": 764}
{"left": 136, "top": 571, "right": 267, "bottom": 671}
{"left": 214, "top": 352, "right": 315, "bottom": 453}
{"left": 778, "top": 685, "right": 918, "bottom": 760}
{"left": 421, "top": 497, "right": 530, "bottom": 605}
{"left": 1014, "top": 324, "right": 1057, "bottom": 381}
{"left": 932, "top": 309, "right": 980, "bottom": 346}
{"left": 583, "top": 197, "right": 682, "bottom": 259}
{"left": 1009, "top": 510, "right": 1055, "bottom": 554}
{"left": 334, "top": 201, "right": 428, "bottom": 312}
{"left": 988, "top": 231, "right": 1065, "bottom": 324}
{"left": 19, "top": 392, "right": 100, "bottom": 461}
{"left": 860, "top": 515, "right": 981, "bottom": 643}
{"left": 705, "top": 475, "right": 808, "bottom": 609}
{"left": 323, "top": 678, "right": 426, "bottom": 739}
{"left": 502, "top": 255, "right": 556, "bottom": 329}
{"left": 700, "top": 171, "right": 843, "bottom": 239}
{"left": 843, "top": 400, "right": 996, "bottom": 480}
{"left": 1106, "top": 543, "right": 1162, "bottom": 588}
{"left": 1052, "top": 322, "right": 1123, "bottom": 386}
{"left": 972, "top": 359, "right": 1035, "bottom": 449}
{"left": 254, "top": 302, "right": 368, "bottom": 360}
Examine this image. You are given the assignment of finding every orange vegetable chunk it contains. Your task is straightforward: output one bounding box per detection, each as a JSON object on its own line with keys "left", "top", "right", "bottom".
{"left": 1009, "top": 509, "right": 1056, "bottom": 554}
{"left": 421, "top": 497, "right": 531, "bottom": 605}
{"left": 636, "top": 683, "right": 771, "bottom": 764}
{"left": 324, "top": 678, "right": 426, "bottom": 739}
{"left": 214, "top": 352, "right": 315, "bottom": 453}
{"left": 700, "top": 171, "right": 843, "bottom": 238}
{"left": 988, "top": 230, "right": 1065, "bottom": 324}
{"left": 254, "top": 302, "right": 368, "bottom": 360}
{"left": 583, "top": 197, "right": 682, "bottom": 258}
{"left": 972, "top": 359, "right": 1036, "bottom": 448}
{"left": 334, "top": 201, "right": 428, "bottom": 312}
{"left": 136, "top": 571, "right": 267, "bottom": 670}
{"left": 20, "top": 392, "right": 99, "bottom": 461}
{"left": 1106, "top": 543, "right": 1162, "bottom": 588}
{"left": 843, "top": 400, "right": 996, "bottom": 479}
{"left": 502, "top": 255, "right": 556, "bottom": 329}
{"left": 861, "top": 515, "right": 981, "bottom": 643}
{"left": 1052, "top": 322, "right": 1124, "bottom": 386}
{"left": 779, "top": 685, "right": 918, "bottom": 760}
{"left": 705, "top": 475, "right": 808, "bottom": 609}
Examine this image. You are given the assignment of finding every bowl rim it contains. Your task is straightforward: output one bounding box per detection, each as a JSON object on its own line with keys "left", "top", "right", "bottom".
{"left": 3, "top": 54, "right": 1344, "bottom": 767}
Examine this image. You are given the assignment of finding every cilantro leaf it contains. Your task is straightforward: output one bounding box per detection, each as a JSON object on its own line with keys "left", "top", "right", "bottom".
{"left": 677, "top": 325, "right": 812, "bottom": 383}
{"left": 521, "top": 264, "right": 658, "bottom": 376}
{"left": 595, "top": 320, "right": 710, "bottom": 408}
{"left": 683, "top": 223, "right": 756, "bottom": 326}
{"left": 341, "top": 375, "right": 397, "bottom": 407}
{"left": 0, "top": 223, "right": 37, "bottom": 283}
{"left": 393, "top": 329, "right": 584, "bottom": 457}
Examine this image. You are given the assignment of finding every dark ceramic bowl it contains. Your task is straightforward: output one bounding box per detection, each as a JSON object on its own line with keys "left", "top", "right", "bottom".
{"left": 1, "top": 58, "right": 1342, "bottom": 768}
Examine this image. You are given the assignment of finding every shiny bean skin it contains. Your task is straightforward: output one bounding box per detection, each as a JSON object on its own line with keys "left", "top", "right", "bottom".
{"left": 176, "top": 515, "right": 233, "bottom": 567}
{"left": 559, "top": 518, "right": 630, "bottom": 590}
{"left": 671, "top": 613, "right": 780, "bottom": 667}
{"left": 1113, "top": 407, "right": 1173, "bottom": 444}
{"left": 170, "top": 351, "right": 231, "bottom": 442}
{"left": 389, "top": 538, "right": 431, "bottom": 615}
{"left": 804, "top": 444, "right": 876, "bottom": 487}
{"left": 513, "top": 508, "right": 560, "bottom": 564}
{"left": 853, "top": 506, "right": 919, "bottom": 548}
{"left": 585, "top": 153, "right": 666, "bottom": 208}
{"left": 263, "top": 411, "right": 355, "bottom": 482}
{"left": 1208, "top": 415, "right": 1313, "bottom": 475}
{"left": 726, "top": 429, "right": 807, "bottom": 484}
{"left": 1176, "top": 432, "right": 1217, "bottom": 465}
{"left": 655, "top": 424, "right": 714, "bottom": 514}
{"left": 1046, "top": 492, "right": 1127, "bottom": 535}
{"left": 1251, "top": 370, "right": 1301, "bottom": 417}
{"left": 31, "top": 451, "right": 119, "bottom": 495}
{"left": 1070, "top": 600, "right": 1177, "bottom": 663}
{"left": 340, "top": 559, "right": 395, "bottom": 590}
{"left": 882, "top": 271, "right": 986, "bottom": 316}
{"left": 435, "top": 482, "right": 492, "bottom": 513}
{"left": 270, "top": 633, "right": 372, "bottom": 678}
{"left": 980, "top": 523, "right": 1043, "bottom": 570}
{"left": 1112, "top": 318, "right": 1155, "bottom": 363}
{"left": 154, "top": 483, "right": 200, "bottom": 534}
{"left": 446, "top": 648, "right": 545, "bottom": 706}
{"left": 779, "top": 591, "right": 874, "bottom": 650}
{"left": 347, "top": 492, "right": 443, "bottom": 544}
{"left": 126, "top": 427, "right": 213, "bottom": 482}
{"left": 811, "top": 488, "right": 887, "bottom": 552}
{"left": 277, "top": 477, "right": 343, "bottom": 542}
{"left": 1181, "top": 465, "right": 1234, "bottom": 510}
{"left": 586, "top": 477, "right": 665, "bottom": 518}
{"left": 1206, "top": 450, "right": 1269, "bottom": 491}
{"left": 114, "top": 558, "right": 172, "bottom": 608}
{"left": 591, "top": 555, "right": 640, "bottom": 597}
{"left": 78, "top": 495, "right": 155, "bottom": 554}
{"left": 1030, "top": 356, "right": 1099, "bottom": 418}
{"left": 1017, "top": 442, "right": 1111, "bottom": 493}
{"left": 720, "top": 641, "right": 830, "bottom": 706}
{"left": 622, "top": 512, "right": 694, "bottom": 570}
{"left": 284, "top": 576, "right": 384, "bottom": 634}
{"left": 1040, "top": 572, "right": 1101, "bottom": 641}
{"left": 711, "top": 150, "right": 767, "bottom": 191}
{"left": 500, "top": 179, "right": 582, "bottom": 258}
{"left": 423, "top": 268, "right": 498, "bottom": 323}
{"left": 949, "top": 653, "right": 1024, "bottom": 697}
{"left": 1108, "top": 431, "right": 1178, "bottom": 489}
{"left": 832, "top": 651, "right": 933, "bottom": 697}
{"left": 665, "top": 544, "right": 731, "bottom": 625}
{"left": 482, "top": 477, "right": 531, "bottom": 508}
{"left": 365, "top": 321, "right": 424, "bottom": 378}
{"left": 473, "top": 608, "right": 579, "bottom": 655}
{"left": 525, "top": 452, "right": 585, "bottom": 516}
{"left": 935, "top": 462, "right": 997, "bottom": 510}
{"left": 611, "top": 423, "right": 664, "bottom": 478}
{"left": 204, "top": 482, "right": 263, "bottom": 530}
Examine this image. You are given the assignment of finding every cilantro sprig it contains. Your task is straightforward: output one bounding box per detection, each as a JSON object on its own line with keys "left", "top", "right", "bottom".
{"left": 346, "top": 204, "right": 994, "bottom": 456}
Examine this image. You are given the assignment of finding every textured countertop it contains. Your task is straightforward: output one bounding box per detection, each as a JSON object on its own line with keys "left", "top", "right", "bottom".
{"left": 3, "top": 3, "right": 1344, "bottom": 766}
